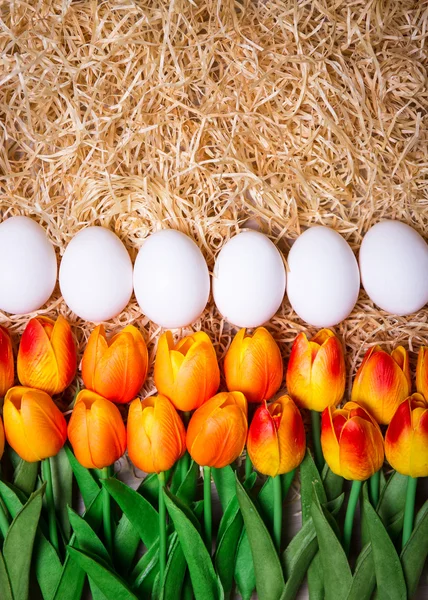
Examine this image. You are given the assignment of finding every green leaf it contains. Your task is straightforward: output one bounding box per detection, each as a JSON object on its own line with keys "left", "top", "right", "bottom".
{"left": 311, "top": 485, "right": 352, "bottom": 600}
{"left": 89, "top": 579, "right": 110, "bottom": 600}
{"left": 345, "top": 543, "right": 376, "bottom": 600}
{"left": 362, "top": 484, "right": 407, "bottom": 600}
{"left": 236, "top": 477, "right": 285, "bottom": 600}
{"left": 377, "top": 471, "right": 408, "bottom": 540}
{"left": 281, "top": 517, "right": 318, "bottom": 600}
{"left": 212, "top": 465, "right": 236, "bottom": 513}
{"left": 159, "top": 532, "right": 187, "bottom": 600}
{"left": 0, "top": 551, "right": 13, "bottom": 600}
{"left": 102, "top": 478, "right": 158, "bottom": 547}
{"left": 68, "top": 508, "right": 111, "bottom": 565}
{"left": 64, "top": 445, "right": 100, "bottom": 509}
{"left": 400, "top": 499, "right": 428, "bottom": 598}
{"left": 164, "top": 489, "right": 223, "bottom": 600}
{"left": 114, "top": 514, "right": 141, "bottom": 578}
{"left": 3, "top": 486, "right": 44, "bottom": 600}
{"left": 322, "top": 463, "right": 344, "bottom": 501}
{"left": 50, "top": 448, "right": 73, "bottom": 542}
{"left": 67, "top": 547, "right": 139, "bottom": 600}
{"left": 13, "top": 459, "right": 39, "bottom": 495}
{"left": 137, "top": 472, "right": 162, "bottom": 508}
{"left": 234, "top": 529, "right": 255, "bottom": 600}
{"left": 170, "top": 454, "right": 189, "bottom": 495}
{"left": 176, "top": 461, "right": 199, "bottom": 505}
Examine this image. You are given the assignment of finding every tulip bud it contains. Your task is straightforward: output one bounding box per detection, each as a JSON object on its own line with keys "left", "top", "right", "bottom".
{"left": 154, "top": 331, "right": 220, "bottom": 412}
{"left": 186, "top": 392, "right": 248, "bottom": 468}
{"left": 247, "top": 395, "right": 306, "bottom": 477}
{"left": 82, "top": 324, "right": 148, "bottom": 405}
{"left": 286, "top": 329, "right": 345, "bottom": 412}
{"left": 17, "top": 316, "right": 76, "bottom": 396}
{"left": 224, "top": 328, "right": 283, "bottom": 403}
{"left": 127, "top": 394, "right": 186, "bottom": 474}
{"left": 321, "top": 401, "right": 384, "bottom": 480}
{"left": 416, "top": 347, "right": 428, "bottom": 399}
{"left": 4, "top": 386, "right": 67, "bottom": 462}
{"left": 68, "top": 390, "right": 126, "bottom": 469}
{"left": 0, "top": 416, "right": 5, "bottom": 460}
{"left": 351, "top": 345, "right": 411, "bottom": 425}
{"left": 0, "top": 325, "right": 14, "bottom": 397}
{"left": 385, "top": 393, "right": 428, "bottom": 478}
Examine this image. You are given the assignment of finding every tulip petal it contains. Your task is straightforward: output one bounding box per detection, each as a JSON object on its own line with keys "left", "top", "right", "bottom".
{"left": 50, "top": 316, "right": 77, "bottom": 392}
{"left": 276, "top": 397, "right": 306, "bottom": 474}
{"left": 173, "top": 341, "right": 220, "bottom": 411}
{"left": 410, "top": 408, "right": 428, "bottom": 477}
{"left": 154, "top": 331, "right": 176, "bottom": 398}
{"left": 0, "top": 417, "right": 4, "bottom": 460}
{"left": 310, "top": 336, "right": 345, "bottom": 411}
{"left": 22, "top": 389, "right": 67, "bottom": 460}
{"left": 385, "top": 399, "right": 412, "bottom": 475}
{"left": 18, "top": 318, "right": 61, "bottom": 394}
{"left": 286, "top": 332, "right": 313, "bottom": 409}
{"left": 0, "top": 326, "right": 14, "bottom": 397}
{"left": 416, "top": 347, "right": 428, "bottom": 399}
{"left": 4, "top": 390, "right": 41, "bottom": 462}
{"left": 68, "top": 401, "right": 93, "bottom": 468}
{"left": 247, "top": 403, "right": 280, "bottom": 477}
{"left": 152, "top": 395, "right": 186, "bottom": 472}
{"left": 81, "top": 325, "right": 108, "bottom": 391}
{"left": 321, "top": 407, "right": 342, "bottom": 476}
{"left": 127, "top": 399, "right": 156, "bottom": 473}
{"left": 89, "top": 398, "right": 126, "bottom": 468}
{"left": 339, "top": 416, "right": 384, "bottom": 480}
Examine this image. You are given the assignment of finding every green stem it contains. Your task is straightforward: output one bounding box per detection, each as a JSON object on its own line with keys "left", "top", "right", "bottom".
{"left": 369, "top": 471, "right": 380, "bottom": 508}
{"left": 180, "top": 412, "right": 192, "bottom": 480}
{"left": 311, "top": 410, "right": 324, "bottom": 472}
{"left": 245, "top": 453, "right": 253, "bottom": 480}
{"left": 203, "top": 466, "right": 212, "bottom": 553}
{"left": 343, "top": 479, "right": 362, "bottom": 556}
{"left": 0, "top": 496, "right": 10, "bottom": 540}
{"left": 100, "top": 466, "right": 112, "bottom": 556}
{"left": 273, "top": 475, "right": 282, "bottom": 552}
{"left": 158, "top": 472, "right": 167, "bottom": 583}
{"left": 402, "top": 476, "right": 418, "bottom": 548}
{"left": 42, "top": 458, "right": 59, "bottom": 555}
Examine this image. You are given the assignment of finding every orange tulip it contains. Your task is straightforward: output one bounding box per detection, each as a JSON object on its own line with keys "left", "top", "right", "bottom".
{"left": 127, "top": 394, "right": 186, "bottom": 474}
{"left": 186, "top": 392, "right": 248, "bottom": 468}
{"left": 3, "top": 386, "right": 67, "bottom": 462}
{"left": 416, "top": 346, "right": 428, "bottom": 399}
{"left": 0, "top": 325, "right": 14, "bottom": 397}
{"left": 351, "top": 345, "right": 411, "bottom": 425}
{"left": 68, "top": 390, "right": 126, "bottom": 469}
{"left": 154, "top": 331, "right": 220, "bottom": 412}
{"left": 385, "top": 393, "right": 428, "bottom": 478}
{"left": 247, "top": 395, "right": 306, "bottom": 477}
{"left": 286, "top": 329, "right": 345, "bottom": 412}
{"left": 82, "top": 324, "right": 148, "bottom": 405}
{"left": 224, "top": 328, "right": 283, "bottom": 403}
{"left": 321, "top": 401, "right": 384, "bottom": 480}
{"left": 17, "top": 316, "right": 76, "bottom": 396}
{"left": 0, "top": 416, "right": 4, "bottom": 460}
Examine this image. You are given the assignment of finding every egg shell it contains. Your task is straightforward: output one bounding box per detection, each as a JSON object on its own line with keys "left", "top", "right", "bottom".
{"left": 286, "top": 226, "right": 360, "bottom": 327}
{"left": 133, "top": 229, "right": 210, "bottom": 328}
{"left": 212, "top": 230, "right": 286, "bottom": 328}
{"left": 359, "top": 220, "right": 428, "bottom": 315}
{"left": 0, "top": 216, "right": 57, "bottom": 314}
{"left": 59, "top": 226, "right": 133, "bottom": 322}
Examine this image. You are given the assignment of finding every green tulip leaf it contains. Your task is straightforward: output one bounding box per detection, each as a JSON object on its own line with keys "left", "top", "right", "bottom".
{"left": 13, "top": 459, "right": 39, "bottom": 496}
{"left": 50, "top": 448, "right": 73, "bottom": 542}
{"left": 345, "top": 543, "right": 376, "bottom": 600}
{"left": 234, "top": 529, "right": 255, "bottom": 600}
{"left": 159, "top": 532, "right": 187, "bottom": 600}
{"left": 0, "top": 551, "right": 13, "bottom": 600}
{"left": 170, "top": 454, "right": 190, "bottom": 495}
{"left": 163, "top": 488, "right": 224, "bottom": 600}
{"left": 212, "top": 465, "right": 237, "bottom": 512}
{"left": 322, "top": 463, "right": 344, "bottom": 501}
{"left": 67, "top": 547, "right": 139, "bottom": 600}
{"left": 362, "top": 484, "right": 407, "bottom": 600}
{"left": 3, "top": 486, "right": 44, "bottom": 600}
{"left": 281, "top": 516, "right": 318, "bottom": 600}
{"left": 400, "top": 499, "right": 428, "bottom": 598}
{"left": 236, "top": 477, "right": 285, "bottom": 600}
{"left": 137, "top": 471, "right": 163, "bottom": 507}
{"left": 64, "top": 445, "right": 100, "bottom": 509}
{"left": 68, "top": 508, "right": 111, "bottom": 565}
{"left": 257, "top": 471, "right": 295, "bottom": 534}
{"left": 176, "top": 460, "right": 199, "bottom": 505}
{"left": 89, "top": 580, "right": 110, "bottom": 600}
{"left": 377, "top": 471, "right": 408, "bottom": 540}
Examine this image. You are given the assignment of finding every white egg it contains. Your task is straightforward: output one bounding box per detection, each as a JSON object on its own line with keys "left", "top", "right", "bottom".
{"left": 59, "top": 227, "right": 133, "bottom": 322}
{"left": 213, "top": 230, "right": 286, "bottom": 328}
{"left": 287, "top": 226, "right": 360, "bottom": 327}
{"left": 0, "top": 216, "right": 57, "bottom": 314}
{"left": 133, "top": 230, "right": 210, "bottom": 328}
{"left": 359, "top": 220, "right": 428, "bottom": 315}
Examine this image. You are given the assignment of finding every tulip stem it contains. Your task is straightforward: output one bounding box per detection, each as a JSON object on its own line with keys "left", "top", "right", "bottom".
{"left": 369, "top": 471, "right": 380, "bottom": 507}
{"left": 180, "top": 412, "right": 192, "bottom": 481}
{"left": 273, "top": 475, "right": 282, "bottom": 552}
{"left": 203, "top": 466, "right": 212, "bottom": 553}
{"left": 402, "top": 476, "right": 418, "bottom": 548}
{"left": 42, "top": 458, "right": 59, "bottom": 556}
{"left": 245, "top": 453, "right": 253, "bottom": 480}
{"left": 311, "top": 410, "right": 324, "bottom": 472}
{"left": 158, "top": 471, "right": 167, "bottom": 583}
{"left": 100, "top": 467, "right": 113, "bottom": 556}
{"left": 343, "top": 479, "right": 362, "bottom": 557}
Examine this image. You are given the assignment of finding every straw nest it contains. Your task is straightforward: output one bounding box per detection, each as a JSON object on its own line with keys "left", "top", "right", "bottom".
{"left": 1, "top": 0, "right": 428, "bottom": 410}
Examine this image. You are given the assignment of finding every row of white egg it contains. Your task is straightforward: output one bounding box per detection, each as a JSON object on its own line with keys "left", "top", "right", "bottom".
{"left": 0, "top": 216, "right": 428, "bottom": 328}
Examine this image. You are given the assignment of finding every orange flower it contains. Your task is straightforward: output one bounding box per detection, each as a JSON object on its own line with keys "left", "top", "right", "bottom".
{"left": 286, "top": 329, "right": 345, "bottom": 412}
{"left": 68, "top": 390, "right": 126, "bottom": 469}
{"left": 17, "top": 316, "right": 76, "bottom": 396}
{"left": 247, "top": 395, "right": 306, "bottom": 477}
{"left": 3, "top": 386, "right": 67, "bottom": 462}
{"left": 224, "top": 328, "right": 283, "bottom": 403}
{"left": 321, "top": 401, "right": 384, "bottom": 480}
{"left": 385, "top": 393, "right": 428, "bottom": 478}
{"left": 351, "top": 345, "right": 411, "bottom": 425}
{"left": 154, "top": 331, "right": 220, "bottom": 412}
{"left": 82, "top": 324, "right": 148, "bottom": 405}
{"left": 0, "top": 416, "right": 4, "bottom": 460}
{"left": 127, "top": 394, "right": 186, "bottom": 473}
{"left": 186, "top": 392, "right": 247, "bottom": 468}
{"left": 0, "top": 325, "right": 14, "bottom": 397}
{"left": 416, "top": 346, "right": 428, "bottom": 399}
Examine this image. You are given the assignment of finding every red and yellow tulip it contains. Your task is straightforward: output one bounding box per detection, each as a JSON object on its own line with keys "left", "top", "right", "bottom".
{"left": 224, "top": 328, "right": 283, "bottom": 403}
{"left": 4, "top": 386, "right": 67, "bottom": 462}
{"left": 17, "top": 316, "right": 76, "bottom": 396}
{"left": 416, "top": 347, "right": 428, "bottom": 399}
{"left": 186, "top": 392, "right": 248, "bottom": 468}
{"left": 286, "top": 329, "right": 345, "bottom": 412}
{"left": 154, "top": 331, "right": 220, "bottom": 412}
{"left": 68, "top": 390, "right": 126, "bottom": 469}
{"left": 82, "top": 324, "right": 148, "bottom": 405}
{"left": 321, "top": 401, "right": 384, "bottom": 480}
{"left": 0, "top": 416, "right": 4, "bottom": 460}
{"left": 247, "top": 395, "right": 306, "bottom": 477}
{"left": 0, "top": 325, "right": 14, "bottom": 397}
{"left": 351, "top": 345, "right": 411, "bottom": 425}
{"left": 385, "top": 393, "right": 428, "bottom": 478}
{"left": 127, "top": 394, "right": 186, "bottom": 473}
